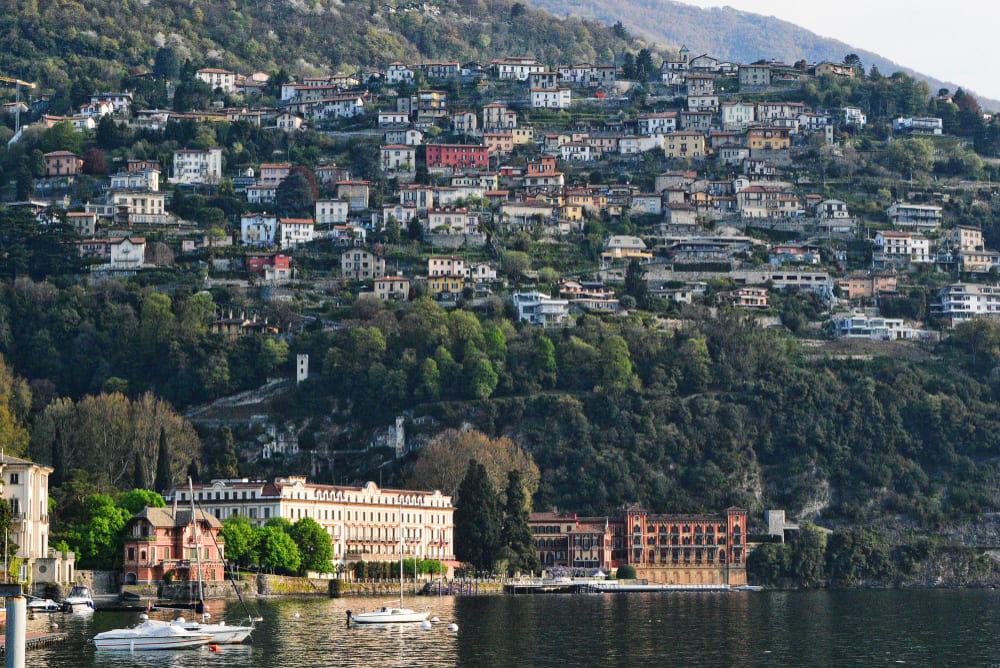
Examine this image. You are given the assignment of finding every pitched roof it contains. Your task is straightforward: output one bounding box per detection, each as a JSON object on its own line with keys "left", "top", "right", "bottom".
{"left": 131, "top": 506, "right": 222, "bottom": 529}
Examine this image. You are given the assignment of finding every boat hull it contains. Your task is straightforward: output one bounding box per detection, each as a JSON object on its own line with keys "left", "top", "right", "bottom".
{"left": 352, "top": 611, "right": 429, "bottom": 624}
{"left": 93, "top": 635, "right": 212, "bottom": 651}
{"left": 182, "top": 624, "right": 253, "bottom": 643}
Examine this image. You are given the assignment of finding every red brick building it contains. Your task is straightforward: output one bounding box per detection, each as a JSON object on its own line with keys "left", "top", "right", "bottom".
{"left": 530, "top": 506, "right": 747, "bottom": 585}
{"left": 122, "top": 507, "right": 226, "bottom": 585}
{"left": 426, "top": 143, "right": 489, "bottom": 170}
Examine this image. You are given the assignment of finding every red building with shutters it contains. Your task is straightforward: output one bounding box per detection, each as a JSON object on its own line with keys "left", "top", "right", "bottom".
{"left": 529, "top": 506, "right": 747, "bottom": 585}
{"left": 426, "top": 143, "right": 489, "bottom": 170}
{"left": 122, "top": 506, "right": 226, "bottom": 585}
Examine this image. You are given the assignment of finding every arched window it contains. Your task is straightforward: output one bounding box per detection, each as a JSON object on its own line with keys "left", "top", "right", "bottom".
{"left": 633, "top": 524, "right": 642, "bottom": 534}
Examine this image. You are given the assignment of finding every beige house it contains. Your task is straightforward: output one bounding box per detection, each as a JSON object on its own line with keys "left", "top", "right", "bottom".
{"left": 341, "top": 249, "right": 386, "bottom": 280}
{"left": 0, "top": 455, "right": 75, "bottom": 584}
{"left": 374, "top": 276, "right": 411, "bottom": 301}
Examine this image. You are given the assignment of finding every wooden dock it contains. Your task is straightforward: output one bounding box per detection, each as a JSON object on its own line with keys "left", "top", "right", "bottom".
{"left": 0, "top": 631, "right": 68, "bottom": 654}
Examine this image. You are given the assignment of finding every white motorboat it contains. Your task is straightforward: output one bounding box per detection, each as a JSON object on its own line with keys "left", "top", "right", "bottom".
{"left": 27, "top": 597, "right": 61, "bottom": 612}
{"left": 93, "top": 620, "right": 212, "bottom": 651}
{"left": 351, "top": 606, "right": 430, "bottom": 624}
{"left": 173, "top": 616, "right": 253, "bottom": 643}
{"left": 63, "top": 584, "right": 96, "bottom": 612}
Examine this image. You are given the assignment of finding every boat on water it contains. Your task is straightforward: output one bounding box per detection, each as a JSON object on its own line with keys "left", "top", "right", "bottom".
{"left": 351, "top": 500, "right": 430, "bottom": 625}
{"left": 63, "top": 584, "right": 96, "bottom": 612}
{"left": 351, "top": 606, "right": 430, "bottom": 624}
{"left": 27, "top": 597, "right": 61, "bottom": 612}
{"left": 93, "top": 620, "right": 212, "bottom": 651}
{"left": 173, "top": 616, "right": 253, "bottom": 643}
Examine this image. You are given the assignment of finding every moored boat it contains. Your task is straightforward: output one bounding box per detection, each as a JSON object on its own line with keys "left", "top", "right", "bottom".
{"left": 93, "top": 620, "right": 212, "bottom": 650}
{"left": 63, "top": 584, "right": 96, "bottom": 612}
{"left": 351, "top": 606, "right": 430, "bottom": 624}
{"left": 173, "top": 616, "right": 253, "bottom": 643}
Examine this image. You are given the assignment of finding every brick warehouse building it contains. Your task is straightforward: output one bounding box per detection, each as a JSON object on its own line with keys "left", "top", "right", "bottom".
{"left": 529, "top": 506, "right": 747, "bottom": 585}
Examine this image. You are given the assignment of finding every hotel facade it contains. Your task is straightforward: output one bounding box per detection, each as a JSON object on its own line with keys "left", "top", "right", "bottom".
{"left": 164, "top": 477, "right": 454, "bottom": 565}
{"left": 530, "top": 505, "right": 747, "bottom": 585}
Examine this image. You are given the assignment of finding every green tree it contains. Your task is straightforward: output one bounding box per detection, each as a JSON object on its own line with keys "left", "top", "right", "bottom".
{"left": 454, "top": 459, "right": 503, "bottom": 572}
{"left": 39, "top": 121, "right": 82, "bottom": 153}
{"left": 64, "top": 494, "right": 131, "bottom": 568}
{"left": 212, "top": 427, "right": 239, "bottom": 479}
{"left": 117, "top": 489, "right": 166, "bottom": 515}
{"left": 464, "top": 355, "right": 498, "bottom": 400}
{"left": 624, "top": 258, "right": 647, "bottom": 305}
{"left": 275, "top": 171, "right": 315, "bottom": 218}
{"left": 221, "top": 515, "right": 260, "bottom": 568}
{"left": 599, "top": 335, "right": 633, "bottom": 388}
{"left": 255, "top": 525, "right": 301, "bottom": 574}
{"left": 290, "top": 517, "right": 334, "bottom": 574}
{"left": 616, "top": 564, "right": 637, "bottom": 579}
{"left": 500, "top": 469, "right": 540, "bottom": 576}
{"left": 154, "top": 47, "right": 180, "bottom": 79}
{"left": 788, "top": 523, "right": 827, "bottom": 587}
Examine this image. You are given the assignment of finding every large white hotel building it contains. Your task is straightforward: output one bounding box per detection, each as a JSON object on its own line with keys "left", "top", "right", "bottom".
{"left": 164, "top": 477, "right": 455, "bottom": 564}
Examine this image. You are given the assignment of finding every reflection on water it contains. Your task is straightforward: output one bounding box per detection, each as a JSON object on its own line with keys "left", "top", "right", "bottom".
{"left": 23, "top": 589, "right": 1000, "bottom": 666}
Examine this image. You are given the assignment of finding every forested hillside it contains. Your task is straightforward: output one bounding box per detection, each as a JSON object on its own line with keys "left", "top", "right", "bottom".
{"left": 525, "top": 0, "right": 1000, "bottom": 109}
{"left": 0, "top": 0, "right": 637, "bottom": 90}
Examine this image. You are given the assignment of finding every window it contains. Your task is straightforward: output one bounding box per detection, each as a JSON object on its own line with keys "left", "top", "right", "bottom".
{"left": 127, "top": 547, "right": 135, "bottom": 560}
{"left": 8, "top": 474, "right": 17, "bottom": 484}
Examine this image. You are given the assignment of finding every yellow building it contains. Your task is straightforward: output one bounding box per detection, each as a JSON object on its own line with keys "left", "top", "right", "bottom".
{"left": 663, "top": 132, "right": 706, "bottom": 159}
{"left": 428, "top": 274, "right": 465, "bottom": 296}
{"left": 747, "top": 127, "right": 791, "bottom": 150}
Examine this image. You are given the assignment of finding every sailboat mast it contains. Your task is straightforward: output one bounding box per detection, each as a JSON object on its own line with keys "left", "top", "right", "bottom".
{"left": 189, "top": 478, "right": 204, "bottom": 607}
{"left": 399, "top": 497, "right": 403, "bottom": 606}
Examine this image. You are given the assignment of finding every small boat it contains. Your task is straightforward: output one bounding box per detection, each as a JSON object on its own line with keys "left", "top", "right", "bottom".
{"left": 732, "top": 585, "right": 764, "bottom": 591}
{"left": 63, "top": 584, "right": 96, "bottom": 612}
{"left": 351, "top": 606, "right": 430, "bottom": 624}
{"left": 93, "top": 620, "right": 212, "bottom": 651}
{"left": 351, "top": 499, "right": 430, "bottom": 625}
{"left": 27, "top": 597, "right": 61, "bottom": 612}
{"left": 173, "top": 616, "right": 253, "bottom": 644}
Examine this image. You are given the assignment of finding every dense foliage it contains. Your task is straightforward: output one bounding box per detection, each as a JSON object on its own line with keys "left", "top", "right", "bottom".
{"left": 0, "top": 0, "right": 638, "bottom": 93}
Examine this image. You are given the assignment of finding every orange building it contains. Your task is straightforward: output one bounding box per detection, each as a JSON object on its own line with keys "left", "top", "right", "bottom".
{"left": 530, "top": 506, "right": 747, "bottom": 585}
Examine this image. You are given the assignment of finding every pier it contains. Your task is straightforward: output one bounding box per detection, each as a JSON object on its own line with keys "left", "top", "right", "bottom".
{"left": 0, "top": 631, "right": 68, "bottom": 654}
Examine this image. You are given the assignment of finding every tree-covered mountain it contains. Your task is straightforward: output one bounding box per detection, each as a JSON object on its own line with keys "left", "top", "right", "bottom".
{"left": 524, "top": 0, "right": 1000, "bottom": 110}
{"left": 0, "top": 0, "right": 639, "bottom": 90}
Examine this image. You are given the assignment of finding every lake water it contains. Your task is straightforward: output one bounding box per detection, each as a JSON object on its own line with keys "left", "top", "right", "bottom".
{"left": 25, "top": 589, "right": 1000, "bottom": 666}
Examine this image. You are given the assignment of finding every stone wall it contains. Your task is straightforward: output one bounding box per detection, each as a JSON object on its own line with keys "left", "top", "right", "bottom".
{"left": 74, "top": 569, "right": 120, "bottom": 594}
{"left": 425, "top": 232, "right": 486, "bottom": 248}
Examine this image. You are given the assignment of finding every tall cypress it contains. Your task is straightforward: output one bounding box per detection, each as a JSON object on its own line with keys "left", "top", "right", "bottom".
{"left": 132, "top": 452, "right": 147, "bottom": 490}
{"left": 154, "top": 427, "right": 172, "bottom": 493}
{"left": 501, "top": 469, "right": 541, "bottom": 576}
{"left": 454, "top": 459, "right": 502, "bottom": 573}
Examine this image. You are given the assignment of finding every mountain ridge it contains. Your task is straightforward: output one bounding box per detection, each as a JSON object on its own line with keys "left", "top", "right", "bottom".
{"left": 524, "top": 0, "right": 1000, "bottom": 110}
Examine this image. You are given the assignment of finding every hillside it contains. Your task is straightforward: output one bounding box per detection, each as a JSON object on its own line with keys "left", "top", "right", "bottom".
{"left": 524, "top": 0, "right": 1000, "bottom": 110}
{"left": 0, "top": 0, "right": 637, "bottom": 89}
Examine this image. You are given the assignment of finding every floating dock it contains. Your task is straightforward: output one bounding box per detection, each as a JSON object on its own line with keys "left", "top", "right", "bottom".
{"left": 0, "top": 631, "right": 68, "bottom": 654}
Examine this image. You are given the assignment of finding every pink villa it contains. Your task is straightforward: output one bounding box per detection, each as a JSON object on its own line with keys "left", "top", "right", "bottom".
{"left": 122, "top": 506, "right": 226, "bottom": 585}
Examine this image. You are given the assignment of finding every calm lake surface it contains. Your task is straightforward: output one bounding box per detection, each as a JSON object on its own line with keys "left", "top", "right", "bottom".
{"left": 24, "top": 589, "right": 1000, "bottom": 666}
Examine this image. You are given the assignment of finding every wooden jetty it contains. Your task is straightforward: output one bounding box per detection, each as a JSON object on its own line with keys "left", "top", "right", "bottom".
{"left": 0, "top": 631, "right": 68, "bottom": 654}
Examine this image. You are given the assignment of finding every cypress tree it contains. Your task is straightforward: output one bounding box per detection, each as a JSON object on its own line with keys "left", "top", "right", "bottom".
{"left": 133, "top": 452, "right": 147, "bottom": 490}
{"left": 454, "top": 459, "right": 502, "bottom": 573}
{"left": 154, "top": 427, "right": 172, "bottom": 493}
{"left": 501, "top": 469, "right": 541, "bottom": 576}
